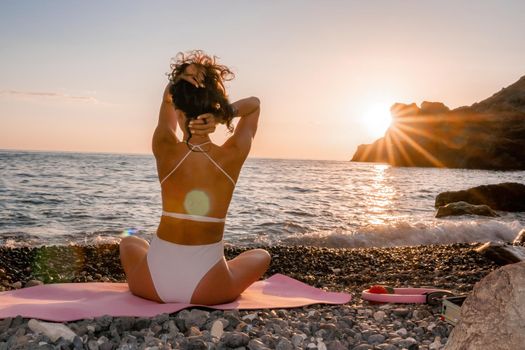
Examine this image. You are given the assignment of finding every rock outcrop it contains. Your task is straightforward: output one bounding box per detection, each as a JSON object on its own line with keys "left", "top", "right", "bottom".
{"left": 435, "top": 201, "right": 498, "bottom": 218}
{"left": 444, "top": 261, "right": 525, "bottom": 350}
{"left": 474, "top": 241, "right": 525, "bottom": 265}
{"left": 435, "top": 182, "right": 525, "bottom": 212}
{"left": 352, "top": 75, "right": 525, "bottom": 170}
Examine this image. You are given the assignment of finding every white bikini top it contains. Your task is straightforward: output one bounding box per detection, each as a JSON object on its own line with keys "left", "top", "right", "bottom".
{"left": 160, "top": 141, "right": 235, "bottom": 223}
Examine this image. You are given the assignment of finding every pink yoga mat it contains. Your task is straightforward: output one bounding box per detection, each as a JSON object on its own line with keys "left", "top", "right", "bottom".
{"left": 0, "top": 274, "right": 351, "bottom": 322}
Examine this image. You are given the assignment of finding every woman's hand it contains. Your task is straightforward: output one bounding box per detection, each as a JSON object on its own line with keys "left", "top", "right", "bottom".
{"left": 189, "top": 113, "right": 217, "bottom": 135}
{"left": 175, "top": 64, "right": 206, "bottom": 88}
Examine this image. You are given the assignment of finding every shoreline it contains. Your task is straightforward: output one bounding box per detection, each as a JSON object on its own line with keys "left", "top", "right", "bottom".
{"left": 0, "top": 243, "right": 501, "bottom": 349}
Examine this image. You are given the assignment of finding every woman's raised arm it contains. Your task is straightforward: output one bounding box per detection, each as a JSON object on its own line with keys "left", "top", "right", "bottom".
{"left": 226, "top": 96, "right": 261, "bottom": 155}
{"left": 154, "top": 83, "right": 180, "bottom": 146}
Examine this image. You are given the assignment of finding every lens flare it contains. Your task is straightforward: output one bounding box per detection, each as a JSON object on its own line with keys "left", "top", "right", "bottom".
{"left": 31, "top": 246, "right": 85, "bottom": 283}
{"left": 184, "top": 190, "right": 210, "bottom": 216}
{"left": 120, "top": 228, "right": 138, "bottom": 237}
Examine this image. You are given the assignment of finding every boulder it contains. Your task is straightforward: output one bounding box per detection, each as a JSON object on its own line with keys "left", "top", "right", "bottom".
{"left": 352, "top": 75, "right": 525, "bottom": 170}
{"left": 435, "top": 182, "right": 525, "bottom": 212}
{"left": 475, "top": 241, "right": 525, "bottom": 265}
{"left": 435, "top": 201, "right": 499, "bottom": 218}
{"left": 444, "top": 261, "right": 525, "bottom": 350}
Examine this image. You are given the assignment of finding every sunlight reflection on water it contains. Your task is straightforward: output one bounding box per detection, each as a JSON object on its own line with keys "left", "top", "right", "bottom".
{"left": 365, "top": 164, "right": 397, "bottom": 225}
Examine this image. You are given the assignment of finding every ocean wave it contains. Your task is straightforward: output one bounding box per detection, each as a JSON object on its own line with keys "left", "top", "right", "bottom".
{"left": 1, "top": 219, "right": 523, "bottom": 249}
{"left": 253, "top": 221, "right": 310, "bottom": 235}
{"left": 283, "top": 209, "right": 315, "bottom": 217}
{"left": 276, "top": 219, "right": 523, "bottom": 248}
{"left": 283, "top": 186, "right": 317, "bottom": 193}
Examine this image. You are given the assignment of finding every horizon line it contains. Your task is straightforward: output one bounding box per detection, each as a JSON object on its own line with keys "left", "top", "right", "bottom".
{"left": 0, "top": 147, "right": 349, "bottom": 162}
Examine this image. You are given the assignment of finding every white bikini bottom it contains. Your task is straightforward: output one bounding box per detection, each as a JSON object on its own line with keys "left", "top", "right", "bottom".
{"left": 147, "top": 235, "right": 224, "bottom": 303}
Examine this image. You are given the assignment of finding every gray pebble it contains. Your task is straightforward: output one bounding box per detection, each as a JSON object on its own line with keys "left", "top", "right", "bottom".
{"left": 395, "top": 328, "right": 407, "bottom": 338}
{"left": 87, "top": 339, "right": 99, "bottom": 350}
{"left": 397, "top": 337, "right": 418, "bottom": 348}
{"left": 291, "top": 334, "right": 305, "bottom": 347}
{"left": 376, "top": 344, "right": 399, "bottom": 350}
{"left": 413, "top": 310, "right": 431, "bottom": 320}
{"left": 414, "top": 327, "right": 425, "bottom": 336}
{"left": 72, "top": 336, "right": 84, "bottom": 350}
{"left": 184, "top": 309, "right": 210, "bottom": 329}
{"left": 153, "top": 313, "right": 169, "bottom": 324}
{"left": 133, "top": 317, "right": 151, "bottom": 331}
{"left": 368, "top": 334, "right": 386, "bottom": 344}
{"left": 276, "top": 338, "right": 294, "bottom": 350}
{"left": 248, "top": 338, "right": 271, "bottom": 350}
{"left": 25, "top": 279, "right": 43, "bottom": 287}
{"left": 353, "top": 344, "right": 373, "bottom": 350}
{"left": 392, "top": 308, "right": 410, "bottom": 317}
{"left": 361, "top": 330, "right": 372, "bottom": 341}
{"left": 326, "top": 340, "right": 347, "bottom": 350}
{"left": 100, "top": 341, "right": 114, "bottom": 350}
{"left": 260, "top": 334, "right": 277, "bottom": 348}
{"left": 183, "top": 336, "right": 208, "bottom": 350}
{"left": 222, "top": 331, "right": 250, "bottom": 347}
{"left": 373, "top": 311, "right": 386, "bottom": 322}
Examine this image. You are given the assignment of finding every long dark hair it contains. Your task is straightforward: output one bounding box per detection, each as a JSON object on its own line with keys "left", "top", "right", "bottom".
{"left": 168, "top": 50, "right": 235, "bottom": 145}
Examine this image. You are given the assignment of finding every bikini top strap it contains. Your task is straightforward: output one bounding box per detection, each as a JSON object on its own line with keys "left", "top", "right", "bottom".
{"left": 188, "top": 141, "right": 236, "bottom": 186}
{"left": 160, "top": 141, "right": 236, "bottom": 186}
{"left": 160, "top": 149, "right": 192, "bottom": 185}
{"left": 201, "top": 152, "right": 236, "bottom": 185}
{"left": 187, "top": 141, "right": 211, "bottom": 151}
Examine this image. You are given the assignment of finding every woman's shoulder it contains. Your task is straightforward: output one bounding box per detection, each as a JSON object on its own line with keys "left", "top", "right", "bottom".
{"left": 215, "top": 141, "right": 249, "bottom": 172}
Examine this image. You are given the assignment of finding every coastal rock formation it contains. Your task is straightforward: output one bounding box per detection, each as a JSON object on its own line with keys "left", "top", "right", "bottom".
{"left": 352, "top": 75, "right": 525, "bottom": 170}
{"left": 435, "top": 201, "right": 498, "bottom": 218}
{"left": 444, "top": 261, "right": 525, "bottom": 350}
{"left": 474, "top": 241, "right": 525, "bottom": 265}
{"left": 435, "top": 182, "right": 525, "bottom": 211}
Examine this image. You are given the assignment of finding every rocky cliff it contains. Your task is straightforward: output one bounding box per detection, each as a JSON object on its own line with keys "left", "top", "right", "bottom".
{"left": 351, "top": 76, "right": 525, "bottom": 169}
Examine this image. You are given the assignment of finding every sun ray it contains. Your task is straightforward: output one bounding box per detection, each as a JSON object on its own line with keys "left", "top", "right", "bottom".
{"left": 395, "top": 122, "right": 445, "bottom": 144}
{"left": 392, "top": 127, "right": 446, "bottom": 167}
{"left": 389, "top": 126, "right": 415, "bottom": 166}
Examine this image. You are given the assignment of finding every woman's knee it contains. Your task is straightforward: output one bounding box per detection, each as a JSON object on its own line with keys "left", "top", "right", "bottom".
{"left": 244, "top": 249, "right": 271, "bottom": 273}
{"left": 120, "top": 236, "right": 148, "bottom": 253}
{"left": 119, "top": 237, "right": 148, "bottom": 270}
{"left": 121, "top": 235, "right": 147, "bottom": 246}
{"left": 251, "top": 248, "right": 271, "bottom": 266}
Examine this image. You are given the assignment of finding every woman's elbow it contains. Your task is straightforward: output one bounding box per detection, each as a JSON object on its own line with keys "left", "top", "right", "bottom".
{"left": 250, "top": 96, "right": 260, "bottom": 107}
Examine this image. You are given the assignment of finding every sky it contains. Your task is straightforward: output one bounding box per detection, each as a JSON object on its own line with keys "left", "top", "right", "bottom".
{"left": 1, "top": 1, "right": 524, "bottom": 160}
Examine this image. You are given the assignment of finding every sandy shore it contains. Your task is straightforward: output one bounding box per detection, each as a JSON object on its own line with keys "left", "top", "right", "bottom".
{"left": 0, "top": 243, "right": 500, "bottom": 349}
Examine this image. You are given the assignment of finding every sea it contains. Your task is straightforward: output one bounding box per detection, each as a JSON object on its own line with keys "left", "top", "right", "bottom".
{"left": 1, "top": 150, "right": 524, "bottom": 248}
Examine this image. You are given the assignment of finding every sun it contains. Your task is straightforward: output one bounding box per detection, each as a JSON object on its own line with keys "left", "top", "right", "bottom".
{"left": 360, "top": 101, "right": 393, "bottom": 139}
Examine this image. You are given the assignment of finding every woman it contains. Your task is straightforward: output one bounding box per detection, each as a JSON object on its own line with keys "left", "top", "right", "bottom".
{"left": 119, "top": 51, "right": 271, "bottom": 304}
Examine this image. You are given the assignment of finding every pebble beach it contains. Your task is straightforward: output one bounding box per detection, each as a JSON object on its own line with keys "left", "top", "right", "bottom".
{"left": 0, "top": 242, "right": 500, "bottom": 350}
